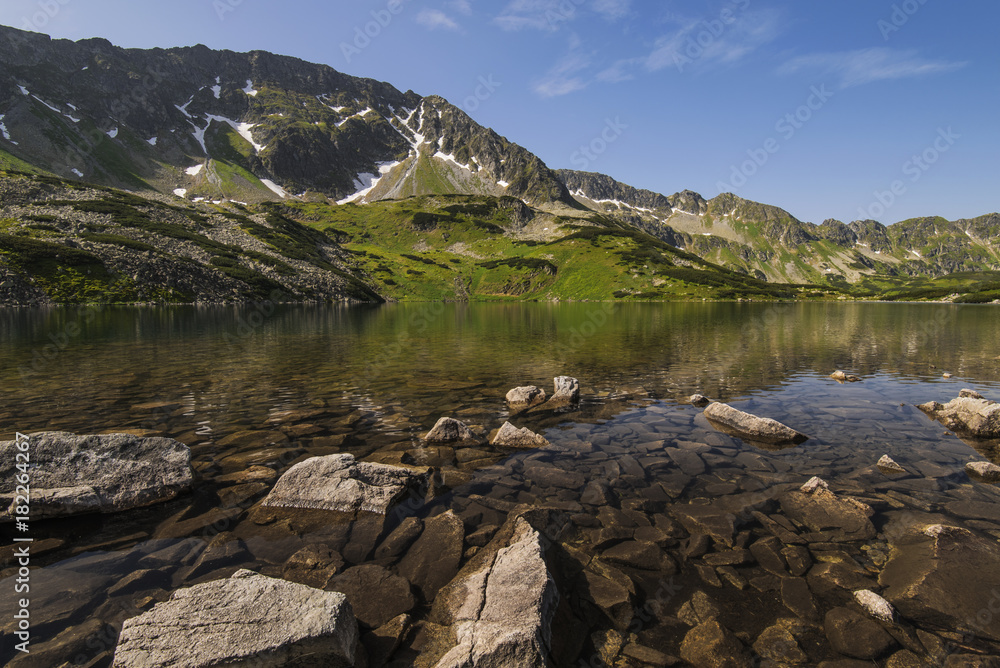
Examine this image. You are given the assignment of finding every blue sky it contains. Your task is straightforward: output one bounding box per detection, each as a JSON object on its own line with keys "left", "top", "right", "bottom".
{"left": 2, "top": 0, "right": 996, "bottom": 224}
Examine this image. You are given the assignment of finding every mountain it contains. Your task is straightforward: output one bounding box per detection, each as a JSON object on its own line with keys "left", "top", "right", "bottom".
{"left": 0, "top": 25, "right": 571, "bottom": 207}
{"left": 558, "top": 170, "right": 1000, "bottom": 284}
{"left": 0, "top": 25, "right": 997, "bottom": 306}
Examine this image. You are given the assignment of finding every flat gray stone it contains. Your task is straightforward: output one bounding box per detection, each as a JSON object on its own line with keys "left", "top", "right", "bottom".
{"left": 261, "top": 453, "right": 426, "bottom": 515}
{"left": 703, "top": 403, "right": 807, "bottom": 445}
{"left": 111, "top": 569, "right": 357, "bottom": 667}
{"left": 0, "top": 432, "right": 192, "bottom": 521}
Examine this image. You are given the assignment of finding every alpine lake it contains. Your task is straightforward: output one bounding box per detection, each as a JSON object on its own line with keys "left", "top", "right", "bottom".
{"left": 2, "top": 302, "right": 1000, "bottom": 667}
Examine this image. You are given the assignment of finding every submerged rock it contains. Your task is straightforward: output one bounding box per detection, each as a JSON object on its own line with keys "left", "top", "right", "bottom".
{"left": 111, "top": 569, "right": 357, "bottom": 667}
{"left": 0, "top": 432, "right": 192, "bottom": 521}
{"left": 432, "top": 514, "right": 560, "bottom": 668}
{"left": 688, "top": 394, "right": 711, "bottom": 407}
{"left": 824, "top": 606, "right": 897, "bottom": 660}
{"left": 680, "top": 620, "right": 752, "bottom": 668}
{"left": 880, "top": 523, "right": 1000, "bottom": 641}
{"left": 491, "top": 421, "right": 550, "bottom": 449}
{"left": 703, "top": 402, "right": 808, "bottom": 445}
{"left": 854, "top": 590, "right": 895, "bottom": 624}
{"left": 507, "top": 386, "right": 548, "bottom": 412}
{"left": 830, "top": 370, "right": 862, "bottom": 382}
{"left": 424, "top": 417, "right": 478, "bottom": 443}
{"left": 877, "top": 455, "right": 907, "bottom": 475}
{"left": 779, "top": 477, "right": 876, "bottom": 541}
{"left": 918, "top": 395, "right": 1000, "bottom": 438}
{"left": 261, "top": 453, "right": 427, "bottom": 515}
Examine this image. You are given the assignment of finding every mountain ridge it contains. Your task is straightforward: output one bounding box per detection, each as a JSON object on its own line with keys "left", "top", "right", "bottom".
{"left": 1, "top": 24, "right": 997, "bottom": 295}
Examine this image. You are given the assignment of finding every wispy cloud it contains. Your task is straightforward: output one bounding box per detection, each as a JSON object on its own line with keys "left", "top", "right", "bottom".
{"left": 532, "top": 34, "right": 591, "bottom": 97}
{"left": 778, "top": 48, "right": 967, "bottom": 88}
{"left": 417, "top": 8, "right": 461, "bottom": 31}
{"left": 592, "top": 0, "right": 630, "bottom": 21}
{"left": 494, "top": 0, "right": 630, "bottom": 31}
{"left": 645, "top": 9, "right": 782, "bottom": 73}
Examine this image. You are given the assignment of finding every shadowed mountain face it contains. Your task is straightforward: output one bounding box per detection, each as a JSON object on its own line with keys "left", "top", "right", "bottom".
{"left": 0, "top": 25, "right": 571, "bottom": 206}
{"left": 1, "top": 24, "right": 997, "bottom": 293}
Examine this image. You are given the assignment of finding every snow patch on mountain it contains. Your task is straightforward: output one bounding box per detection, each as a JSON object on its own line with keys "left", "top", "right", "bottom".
{"left": 211, "top": 85, "right": 221, "bottom": 99}
{"left": 147, "top": 137, "right": 158, "bottom": 146}
{"left": 18, "top": 86, "right": 29, "bottom": 96}
{"left": 337, "top": 161, "right": 402, "bottom": 204}
{"left": 173, "top": 188, "right": 188, "bottom": 197}
{"left": 186, "top": 164, "right": 204, "bottom": 176}
{"left": 71, "top": 168, "right": 83, "bottom": 177}
{"left": 243, "top": 80, "right": 258, "bottom": 97}
{"left": 106, "top": 127, "right": 119, "bottom": 139}
{"left": 205, "top": 114, "right": 266, "bottom": 153}
{"left": 261, "top": 179, "right": 290, "bottom": 199}
{"left": 434, "top": 151, "right": 472, "bottom": 172}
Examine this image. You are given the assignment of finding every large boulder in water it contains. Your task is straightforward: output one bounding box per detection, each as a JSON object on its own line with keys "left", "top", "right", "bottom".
{"left": 261, "top": 453, "right": 427, "bottom": 515}
{"left": 111, "top": 569, "right": 357, "bottom": 667}
{"left": 431, "top": 512, "right": 562, "bottom": 667}
{"left": 506, "top": 386, "right": 547, "bottom": 412}
{"left": 779, "top": 477, "right": 876, "bottom": 541}
{"left": 918, "top": 395, "right": 1000, "bottom": 438}
{"left": 0, "top": 432, "right": 192, "bottom": 521}
{"left": 703, "top": 402, "right": 808, "bottom": 445}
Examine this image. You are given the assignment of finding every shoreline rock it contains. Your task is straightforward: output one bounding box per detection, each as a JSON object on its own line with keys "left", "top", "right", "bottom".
{"left": 431, "top": 513, "right": 560, "bottom": 667}
{"left": 830, "top": 370, "right": 862, "bottom": 382}
{"left": 424, "top": 417, "right": 479, "bottom": 444}
{"left": 918, "top": 395, "right": 1000, "bottom": 438}
{"left": 507, "top": 386, "right": 547, "bottom": 413}
{"left": 111, "top": 569, "right": 357, "bottom": 667}
{"left": 0, "top": 432, "right": 192, "bottom": 522}
{"left": 703, "top": 402, "right": 808, "bottom": 445}
{"left": 491, "top": 422, "right": 550, "bottom": 449}
{"left": 261, "top": 453, "right": 427, "bottom": 515}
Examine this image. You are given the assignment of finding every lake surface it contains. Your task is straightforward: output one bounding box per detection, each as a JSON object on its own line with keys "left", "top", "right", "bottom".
{"left": 2, "top": 302, "right": 1000, "bottom": 665}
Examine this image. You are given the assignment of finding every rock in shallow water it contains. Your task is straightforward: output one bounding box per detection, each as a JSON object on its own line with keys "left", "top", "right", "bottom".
{"left": 111, "top": 569, "right": 357, "bottom": 668}
{"left": 918, "top": 395, "right": 1000, "bottom": 438}
{"left": 261, "top": 453, "right": 427, "bottom": 514}
{"left": 0, "top": 432, "right": 193, "bottom": 521}
{"left": 703, "top": 402, "right": 808, "bottom": 445}
{"left": 965, "top": 461, "right": 1000, "bottom": 483}
{"left": 507, "top": 386, "right": 547, "bottom": 412}
{"left": 779, "top": 477, "right": 876, "bottom": 541}
{"left": 877, "top": 455, "right": 907, "bottom": 475}
{"left": 424, "top": 417, "right": 478, "bottom": 443}
{"left": 880, "top": 523, "right": 1000, "bottom": 641}
{"left": 491, "top": 421, "right": 550, "bottom": 449}
{"left": 431, "top": 514, "right": 559, "bottom": 668}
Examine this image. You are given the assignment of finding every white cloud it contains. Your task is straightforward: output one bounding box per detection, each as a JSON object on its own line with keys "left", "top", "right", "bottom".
{"left": 591, "top": 0, "right": 630, "bottom": 20}
{"left": 495, "top": 0, "right": 628, "bottom": 31}
{"left": 778, "top": 48, "right": 967, "bottom": 88}
{"left": 645, "top": 9, "right": 782, "bottom": 73}
{"left": 417, "top": 8, "right": 461, "bottom": 31}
